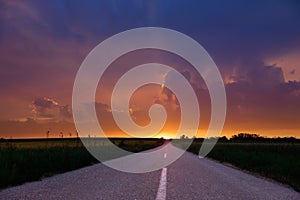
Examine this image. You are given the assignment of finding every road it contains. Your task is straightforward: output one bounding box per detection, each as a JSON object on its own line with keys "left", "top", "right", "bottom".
{"left": 0, "top": 144, "right": 299, "bottom": 200}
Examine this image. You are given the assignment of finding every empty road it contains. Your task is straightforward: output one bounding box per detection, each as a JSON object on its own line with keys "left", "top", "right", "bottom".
{"left": 1, "top": 144, "right": 299, "bottom": 200}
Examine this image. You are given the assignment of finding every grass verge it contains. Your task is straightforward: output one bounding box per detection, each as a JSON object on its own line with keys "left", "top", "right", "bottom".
{"left": 178, "top": 140, "right": 300, "bottom": 192}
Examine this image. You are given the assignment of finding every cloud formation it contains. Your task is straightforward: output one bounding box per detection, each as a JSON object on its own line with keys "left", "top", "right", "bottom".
{"left": 31, "top": 97, "right": 72, "bottom": 122}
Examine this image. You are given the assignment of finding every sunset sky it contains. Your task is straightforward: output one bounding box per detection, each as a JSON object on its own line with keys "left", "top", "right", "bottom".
{"left": 0, "top": 0, "right": 300, "bottom": 139}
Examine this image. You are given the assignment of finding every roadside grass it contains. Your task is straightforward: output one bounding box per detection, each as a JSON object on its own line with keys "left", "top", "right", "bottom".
{"left": 176, "top": 140, "right": 300, "bottom": 192}
{"left": 0, "top": 138, "right": 164, "bottom": 189}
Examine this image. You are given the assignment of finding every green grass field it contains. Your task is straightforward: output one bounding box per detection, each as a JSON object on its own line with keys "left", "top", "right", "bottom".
{"left": 0, "top": 138, "right": 164, "bottom": 189}
{"left": 178, "top": 140, "right": 300, "bottom": 192}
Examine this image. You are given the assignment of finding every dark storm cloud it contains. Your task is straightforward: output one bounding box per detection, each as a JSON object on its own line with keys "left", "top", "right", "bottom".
{"left": 33, "top": 97, "right": 58, "bottom": 109}
{"left": 32, "top": 97, "right": 59, "bottom": 118}
{"left": 247, "top": 65, "right": 284, "bottom": 87}
{"left": 226, "top": 64, "right": 300, "bottom": 129}
{"left": 32, "top": 97, "right": 72, "bottom": 121}
{"left": 1, "top": 0, "right": 299, "bottom": 89}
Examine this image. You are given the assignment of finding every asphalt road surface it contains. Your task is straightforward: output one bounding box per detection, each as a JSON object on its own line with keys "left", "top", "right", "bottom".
{"left": 1, "top": 144, "right": 299, "bottom": 200}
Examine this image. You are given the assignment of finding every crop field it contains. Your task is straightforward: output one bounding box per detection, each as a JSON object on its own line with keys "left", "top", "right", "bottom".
{"left": 0, "top": 138, "right": 164, "bottom": 189}
{"left": 175, "top": 140, "right": 300, "bottom": 192}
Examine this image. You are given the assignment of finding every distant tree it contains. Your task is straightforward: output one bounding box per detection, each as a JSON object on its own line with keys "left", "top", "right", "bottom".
{"left": 229, "top": 134, "right": 300, "bottom": 143}
{"left": 180, "top": 134, "right": 189, "bottom": 139}
{"left": 46, "top": 130, "right": 50, "bottom": 139}
{"left": 230, "top": 133, "right": 263, "bottom": 142}
{"left": 219, "top": 136, "right": 228, "bottom": 142}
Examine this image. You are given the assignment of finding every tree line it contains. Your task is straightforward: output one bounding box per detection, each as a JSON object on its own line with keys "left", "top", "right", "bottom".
{"left": 182, "top": 133, "right": 299, "bottom": 143}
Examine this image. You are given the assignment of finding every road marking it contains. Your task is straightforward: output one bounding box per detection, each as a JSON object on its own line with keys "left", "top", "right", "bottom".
{"left": 164, "top": 153, "right": 167, "bottom": 158}
{"left": 156, "top": 167, "right": 167, "bottom": 200}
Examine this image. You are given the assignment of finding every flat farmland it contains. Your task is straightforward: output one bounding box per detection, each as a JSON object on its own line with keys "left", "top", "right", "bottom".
{"left": 0, "top": 138, "right": 164, "bottom": 189}
{"left": 174, "top": 140, "right": 300, "bottom": 192}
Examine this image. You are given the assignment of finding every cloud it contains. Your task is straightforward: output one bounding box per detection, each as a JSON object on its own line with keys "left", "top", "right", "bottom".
{"left": 33, "top": 97, "right": 58, "bottom": 108}
{"left": 157, "top": 87, "right": 179, "bottom": 110}
{"left": 32, "top": 97, "right": 58, "bottom": 118}
{"left": 95, "top": 102, "right": 111, "bottom": 113}
{"left": 246, "top": 65, "right": 285, "bottom": 87}
{"left": 59, "top": 105, "right": 72, "bottom": 119}
{"left": 225, "top": 64, "right": 300, "bottom": 131}
{"left": 31, "top": 97, "right": 72, "bottom": 121}
{"left": 181, "top": 70, "right": 191, "bottom": 82}
{"left": 264, "top": 50, "right": 300, "bottom": 82}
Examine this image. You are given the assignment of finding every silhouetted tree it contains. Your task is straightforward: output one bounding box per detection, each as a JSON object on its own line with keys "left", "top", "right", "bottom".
{"left": 46, "top": 130, "right": 50, "bottom": 139}
{"left": 180, "top": 134, "right": 189, "bottom": 139}
{"left": 230, "top": 133, "right": 270, "bottom": 142}
{"left": 228, "top": 133, "right": 300, "bottom": 143}
{"left": 218, "top": 136, "right": 228, "bottom": 142}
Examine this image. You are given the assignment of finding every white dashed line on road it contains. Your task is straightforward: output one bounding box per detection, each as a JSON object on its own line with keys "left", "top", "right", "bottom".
{"left": 155, "top": 167, "right": 167, "bottom": 200}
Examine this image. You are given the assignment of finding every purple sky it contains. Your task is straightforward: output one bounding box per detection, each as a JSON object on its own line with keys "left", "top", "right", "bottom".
{"left": 0, "top": 0, "right": 300, "bottom": 138}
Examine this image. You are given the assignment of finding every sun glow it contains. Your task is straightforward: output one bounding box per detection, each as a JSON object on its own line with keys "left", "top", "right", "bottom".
{"left": 162, "top": 136, "right": 170, "bottom": 140}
